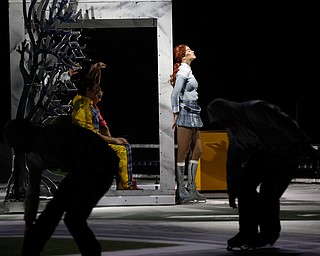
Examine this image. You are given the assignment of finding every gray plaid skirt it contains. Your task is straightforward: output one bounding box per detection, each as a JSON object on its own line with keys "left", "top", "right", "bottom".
{"left": 176, "top": 100, "right": 203, "bottom": 128}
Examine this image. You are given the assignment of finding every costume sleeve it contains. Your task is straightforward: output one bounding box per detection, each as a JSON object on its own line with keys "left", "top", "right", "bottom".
{"left": 225, "top": 126, "right": 258, "bottom": 198}
{"left": 24, "top": 153, "right": 46, "bottom": 223}
{"left": 171, "top": 74, "right": 187, "bottom": 113}
{"left": 226, "top": 143, "right": 243, "bottom": 198}
{"left": 72, "top": 98, "right": 97, "bottom": 133}
{"left": 97, "top": 107, "right": 107, "bottom": 127}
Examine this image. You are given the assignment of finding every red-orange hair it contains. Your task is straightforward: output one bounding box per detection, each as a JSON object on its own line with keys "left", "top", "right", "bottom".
{"left": 169, "top": 44, "right": 187, "bottom": 86}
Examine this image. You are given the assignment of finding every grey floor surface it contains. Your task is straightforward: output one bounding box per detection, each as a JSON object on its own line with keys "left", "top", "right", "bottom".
{"left": 1, "top": 183, "right": 320, "bottom": 255}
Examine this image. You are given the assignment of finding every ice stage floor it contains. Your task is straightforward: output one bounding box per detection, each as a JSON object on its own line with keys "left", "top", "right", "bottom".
{"left": 0, "top": 183, "right": 320, "bottom": 255}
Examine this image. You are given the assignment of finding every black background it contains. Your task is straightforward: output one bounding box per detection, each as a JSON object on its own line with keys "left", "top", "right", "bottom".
{"left": 171, "top": 1, "right": 318, "bottom": 142}
{"left": 2, "top": 1, "right": 319, "bottom": 143}
{"left": 76, "top": 27, "right": 159, "bottom": 144}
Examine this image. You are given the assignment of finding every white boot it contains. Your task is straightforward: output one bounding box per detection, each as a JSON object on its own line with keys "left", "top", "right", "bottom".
{"left": 176, "top": 164, "right": 194, "bottom": 204}
{"left": 187, "top": 160, "right": 206, "bottom": 202}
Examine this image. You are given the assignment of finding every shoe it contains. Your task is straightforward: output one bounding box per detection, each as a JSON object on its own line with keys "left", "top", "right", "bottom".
{"left": 226, "top": 232, "right": 256, "bottom": 251}
{"left": 254, "top": 232, "right": 279, "bottom": 247}
{"left": 187, "top": 188, "right": 206, "bottom": 202}
{"left": 117, "top": 180, "right": 143, "bottom": 190}
{"left": 175, "top": 188, "right": 195, "bottom": 204}
{"left": 127, "top": 185, "right": 143, "bottom": 190}
{"left": 120, "top": 185, "right": 143, "bottom": 190}
{"left": 130, "top": 179, "right": 143, "bottom": 190}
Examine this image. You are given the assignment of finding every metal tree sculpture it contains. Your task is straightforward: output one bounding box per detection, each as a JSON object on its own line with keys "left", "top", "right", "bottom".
{"left": 5, "top": 0, "right": 88, "bottom": 202}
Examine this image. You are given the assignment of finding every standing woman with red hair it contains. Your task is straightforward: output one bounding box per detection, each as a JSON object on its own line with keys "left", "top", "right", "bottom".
{"left": 170, "top": 44, "right": 206, "bottom": 204}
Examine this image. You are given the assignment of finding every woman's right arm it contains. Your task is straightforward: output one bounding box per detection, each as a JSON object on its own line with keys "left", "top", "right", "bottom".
{"left": 171, "top": 75, "right": 187, "bottom": 113}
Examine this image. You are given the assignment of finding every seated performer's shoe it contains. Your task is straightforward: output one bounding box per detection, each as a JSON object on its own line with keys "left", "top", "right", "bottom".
{"left": 226, "top": 232, "right": 256, "bottom": 251}
{"left": 124, "top": 185, "right": 143, "bottom": 190}
{"left": 129, "top": 179, "right": 143, "bottom": 190}
{"left": 117, "top": 179, "right": 143, "bottom": 190}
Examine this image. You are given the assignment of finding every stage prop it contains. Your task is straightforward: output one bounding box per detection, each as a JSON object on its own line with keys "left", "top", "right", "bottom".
{"left": 6, "top": 0, "right": 175, "bottom": 212}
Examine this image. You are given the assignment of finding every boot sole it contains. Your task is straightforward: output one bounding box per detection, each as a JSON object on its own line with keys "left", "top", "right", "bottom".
{"left": 227, "top": 244, "right": 255, "bottom": 251}
{"left": 176, "top": 199, "right": 195, "bottom": 204}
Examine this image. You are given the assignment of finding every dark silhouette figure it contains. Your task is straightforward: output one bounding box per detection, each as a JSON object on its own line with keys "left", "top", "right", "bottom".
{"left": 3, "top": 118, "right": 119, "bottom": 256}
{"left": 207, "top": 98, "right": 315, "bottom": 251}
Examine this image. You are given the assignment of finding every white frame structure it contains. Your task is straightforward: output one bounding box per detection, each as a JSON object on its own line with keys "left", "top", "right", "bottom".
{"left": 8, "top": 0, "right": 175, "bottom": 206}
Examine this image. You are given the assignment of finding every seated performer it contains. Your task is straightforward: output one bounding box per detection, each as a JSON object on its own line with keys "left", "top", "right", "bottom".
{"left": 72, "top": 62, "right": 141, "bottom": 190}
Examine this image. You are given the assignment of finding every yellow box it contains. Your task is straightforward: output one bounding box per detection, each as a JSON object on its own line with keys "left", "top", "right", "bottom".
{"left": 196, "top": 131, "right": 228, "bottom": 191}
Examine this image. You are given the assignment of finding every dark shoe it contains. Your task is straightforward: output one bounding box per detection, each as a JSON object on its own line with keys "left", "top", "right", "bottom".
{"left": 254, "top": 232, "right": 279, "bottom": 247}
{"left": 226, "top": 232, "right": 256, "bottom": 251}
